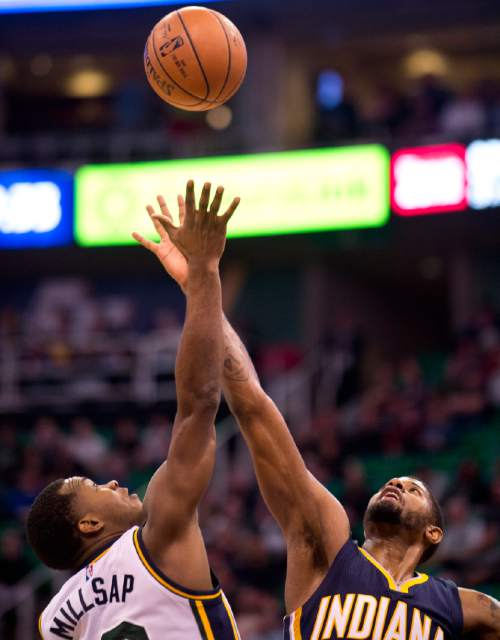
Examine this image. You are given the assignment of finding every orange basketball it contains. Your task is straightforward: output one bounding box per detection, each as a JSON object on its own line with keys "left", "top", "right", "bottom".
{"left": 144, "top": 6, "right": 247, "bottom": 112}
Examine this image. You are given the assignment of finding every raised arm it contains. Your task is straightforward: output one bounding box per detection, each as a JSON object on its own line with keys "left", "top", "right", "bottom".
{"left": 135, "top": 181, "right": 239, "bottom": 560}
{"left": 220, "top": 317, "right": 350, "bottom": 609}
{"left": 459, "top": 588, "right": 500, "bottom": 639}
{"left": 136, "top": 193, "right": 349, "bottom": 611}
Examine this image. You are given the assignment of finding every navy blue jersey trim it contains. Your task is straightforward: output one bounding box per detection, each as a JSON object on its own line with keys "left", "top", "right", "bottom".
{"left": 190, "top": 600, "right": 209, "bottom": 639}
{"left": 440, "top": 578, "right": 465, "bottom": 635}
{"left": 137, "top": 527, "right": 222, "bottom": 599}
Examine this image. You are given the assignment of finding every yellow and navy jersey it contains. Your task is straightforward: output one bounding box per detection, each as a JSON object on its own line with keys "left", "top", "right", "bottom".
{"left": 39, "top": 526, "right": 240, "bottom": 640}
{"left": 284, "top": 540, "right": 463, "bottom": 640}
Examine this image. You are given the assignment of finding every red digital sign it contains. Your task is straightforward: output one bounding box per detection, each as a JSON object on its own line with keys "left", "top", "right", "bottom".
{"left": 391, "top": 143, "right": 467, "bottom": 216}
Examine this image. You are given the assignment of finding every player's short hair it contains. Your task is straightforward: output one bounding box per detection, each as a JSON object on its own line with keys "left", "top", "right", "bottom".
{"left": 26, "top": 479, "right": 82, "bottom": 570}
{"left": 415, "top": 478, "right": 445, "bottom": 564}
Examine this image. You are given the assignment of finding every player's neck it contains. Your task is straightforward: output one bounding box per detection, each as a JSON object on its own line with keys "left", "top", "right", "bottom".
{"left": 75, "top": 531, "right": 124, "bottom": 569}
{"left": 362, "top": 536, "right": 422, "bottom": 586}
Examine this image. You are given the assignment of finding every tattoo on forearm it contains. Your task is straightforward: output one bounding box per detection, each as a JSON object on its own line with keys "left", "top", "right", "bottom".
{"left": 222, "top": 325, "right": 257, "bottom": 383}
{"left": 477, "top": 593, "right": 500, "bottom": 625}
{"left": 224, "top": 348, "right": 250, "bottom": 381}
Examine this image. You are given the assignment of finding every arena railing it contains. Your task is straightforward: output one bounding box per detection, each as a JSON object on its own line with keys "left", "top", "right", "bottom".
{"left": 0, "top": 565, "right": 69, "bottom": 640}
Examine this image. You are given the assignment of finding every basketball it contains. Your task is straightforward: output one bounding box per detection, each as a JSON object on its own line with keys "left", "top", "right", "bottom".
{"left": 144, "top": 6, "right": 247, "bottom": 112}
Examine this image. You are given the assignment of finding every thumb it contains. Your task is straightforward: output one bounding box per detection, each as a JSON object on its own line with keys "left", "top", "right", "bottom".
{"left": 132, "top": 232, "right": 158, "bottom": 254}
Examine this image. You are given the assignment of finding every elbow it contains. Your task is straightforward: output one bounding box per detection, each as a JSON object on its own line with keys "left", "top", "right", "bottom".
{"left": 197, "top": 382, "right": 221, "bottom": 413}
{"left": 179, "top": 383, "right": 221, "bottom": 419}
{"left": 196, "top": 393, "right": 221, "bottom": 418}
{"left": 227, "top": 382, "right": 269, "bottom": 420}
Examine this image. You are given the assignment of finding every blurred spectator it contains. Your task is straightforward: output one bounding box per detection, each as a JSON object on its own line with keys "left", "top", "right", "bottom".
{"left": 315, "top": 315, "right": 363, "bottom": 411}
{"left": 340, "top": 458, "right": 371, "bottom": 525}
{"left": 113, "top": 417, "right": 140, "bottom": 457}
{"left": 0, "top": 529, "right": 33, "bottom": 637}
{"left": 413, "top": 465, "right": 449, "bottom": 502}
{"left": 434, "top": 495, "right": 487, "bottom": 566}
{"left": 31, "top": 417, "right": 67, "bottom": 475}
{"left": 440, "top": 88, "right": 487, "bottom": 138}
{"left": 5, "top": 469, "right": 41, "bottom": 519}
{"left": 112, "top": 80, "right": 152, "bottom": 131}
{"left": 67, "top": 417, "right": 107, "bottom": 474}
{"left": 446, "top": 460, "right": 491, "bottom": 506}
{"left": 314, "top": 77, "right": 360, "bottom": 143}
{"left": 364, "top": 85, "right": 410, "bottom": 137}
{"left": 235, "top": 587, "right": 282, "bottom": 640}
{"left": 0, "top": 529, "right": 32, "bottom": 586}
{"left": 137, "top": 414, "right": 171, "bottom": 468}
{"left": 0, "top": 423, "right": 22, "bottom": 487}
{"left": 419, "top": 393, "right": 452, "bottom": 451}
{"left": 418, "top": 75, "right": 452, "bottom": 117}
{"left": 408, "top": 74, "right": 452, "bottom": 135}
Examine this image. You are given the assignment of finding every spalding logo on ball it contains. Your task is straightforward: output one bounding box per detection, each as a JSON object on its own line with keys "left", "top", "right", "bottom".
{"left": 144, "top": 5, "right": 247, "bottom": 111}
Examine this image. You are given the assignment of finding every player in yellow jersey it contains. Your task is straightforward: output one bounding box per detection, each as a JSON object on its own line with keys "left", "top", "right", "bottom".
{"left": 140, "top": 190, "right": 500, "bottom": 640}
{"left": 28, "top": 181, "right": 241, "bottom": 640}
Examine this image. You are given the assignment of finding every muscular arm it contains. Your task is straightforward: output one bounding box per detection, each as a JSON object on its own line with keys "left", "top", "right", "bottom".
{"left": 460, "top": 588, "right": 500, "bottom": 639}
{"left": 133, "top": 188, "right": 345, "bottom": 605}
{"left": 222, "top": 316, "right": 350, "bottom": 611}
{"left": 142, "top": 263, "right": 223, "bottom": 551}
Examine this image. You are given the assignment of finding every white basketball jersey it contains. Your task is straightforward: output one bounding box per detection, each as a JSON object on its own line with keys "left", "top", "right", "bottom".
{"left": 39, "top": 526, "right": 240, "bottom": 640}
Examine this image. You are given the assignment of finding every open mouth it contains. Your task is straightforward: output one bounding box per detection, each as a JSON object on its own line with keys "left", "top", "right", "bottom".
{"left": 380, "top": 489, "right": 401, "bottom": 502}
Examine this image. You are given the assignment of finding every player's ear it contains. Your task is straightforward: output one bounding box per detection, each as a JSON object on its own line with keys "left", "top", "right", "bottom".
{"left": 424, "top": 524, "right": 443, "bottom": 547}
{"left": 78, "top": 514, "right": 104, "bottom": 536}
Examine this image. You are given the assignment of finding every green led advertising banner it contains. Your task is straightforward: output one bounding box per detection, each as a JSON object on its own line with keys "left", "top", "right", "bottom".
{"left": 75, "top": 145, "right": 390, "bottom": 246}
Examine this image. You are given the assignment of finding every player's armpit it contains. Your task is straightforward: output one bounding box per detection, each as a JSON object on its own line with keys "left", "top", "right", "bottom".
{"left": 459, "top": 588, "right": 500, "bottom": 637}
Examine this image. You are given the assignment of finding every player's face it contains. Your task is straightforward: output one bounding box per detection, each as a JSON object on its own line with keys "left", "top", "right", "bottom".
{"left": 364, "top": 476, "right": 432, "bottom": 531}
{"left": 63, "top": 477, "right": 145, "bottom": 530}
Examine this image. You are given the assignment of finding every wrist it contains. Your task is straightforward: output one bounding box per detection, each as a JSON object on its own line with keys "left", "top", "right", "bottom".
{"left": 187, "top": 259, "right": 220, "bottom": 288}
{"left": 188, "top": 257, "right": 220, "bottom": 274}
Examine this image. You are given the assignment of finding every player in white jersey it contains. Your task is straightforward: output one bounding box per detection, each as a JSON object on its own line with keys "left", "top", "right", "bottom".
{"left": 27, "top": 180, "right": 241, "bottom": 640}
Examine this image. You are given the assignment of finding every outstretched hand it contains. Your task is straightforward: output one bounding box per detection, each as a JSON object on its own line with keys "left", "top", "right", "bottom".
{"left": 132, "top": 192, "right": 189, "bottom": 291}
{"left": 133, "top": 180, "right": 239, "bottom": 284}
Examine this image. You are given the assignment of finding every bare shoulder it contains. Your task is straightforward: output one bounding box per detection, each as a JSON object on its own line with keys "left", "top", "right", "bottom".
{"left": 459, "top": 587, "right": 500, "bottom": 635}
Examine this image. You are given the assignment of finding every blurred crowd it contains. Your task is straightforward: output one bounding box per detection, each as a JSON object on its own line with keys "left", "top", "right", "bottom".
{"left": 0, "top": 280, "right": 499, "bottom": 638}
{"left": 0, "top": 279, "right": 184, "bottom": 408}
{"left": 315, "top": 75, "right": 500, "bottom": 145}
{"left": 3, "top": 72, "right": 500, "bottom": 163}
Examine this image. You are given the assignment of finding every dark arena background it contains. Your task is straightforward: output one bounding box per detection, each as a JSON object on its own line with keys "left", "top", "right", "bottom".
{"left": 1, "top": 0, "right": 500, "bottom": 637}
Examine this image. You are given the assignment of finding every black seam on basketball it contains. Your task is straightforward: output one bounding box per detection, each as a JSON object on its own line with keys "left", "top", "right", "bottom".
{"left": 224, "top": 60, "right": 247, "bottom": 102}
{"left": 224, "top": 63, "right": 247, "bottom": 102}
{"left": 150, "top": 31, "right": 206, "bottom": 106}
{"left": 221, "top": 37, "right": 247, "bottom": 103}
{"left": 176, "top": 9, "right": 211, "bottom": 101}
{"left": 210, "top": 12, "right": 232, "bottom": 102}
